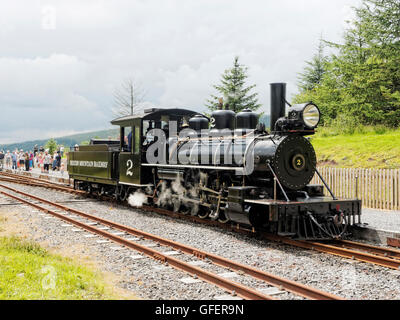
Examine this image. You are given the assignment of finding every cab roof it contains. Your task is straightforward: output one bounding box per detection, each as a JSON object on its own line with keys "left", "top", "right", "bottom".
{"left": 110, "top": 108, "right": 206, "bottom": 126}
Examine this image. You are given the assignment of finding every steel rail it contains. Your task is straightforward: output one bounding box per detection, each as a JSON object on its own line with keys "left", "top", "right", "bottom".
{"left": 0, "top": 175, "right": 69, "bottom": 190}
{"left": 0, "top": 176, "right": 83, "bottom": 195}
{"left": 263, "top": 234, "right": 400, "bottom": 270}
{"left": 0, "top": 170, "right": 70, "bottom": 185}
{"left": 0, "top": 187, "right": 274, "bottom": 300}
{"left": 0, "top": 176, "right": 54, "bottom": 186}
{"left": 0, "top": 176, "right": 61, "bottom": 189}
{"left": 0, "top": 171, "right": 67, "bottom": 185}
{"left": 333, "top": 239, "right": 400, "bottom": 261}
{"left": 0, "top": 183, "right": 341, "bottom": 300}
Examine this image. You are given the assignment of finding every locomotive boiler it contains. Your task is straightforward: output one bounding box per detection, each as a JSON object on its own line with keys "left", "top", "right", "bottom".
{"left": 68, "top": 83, "right": 361, "bottom": 240}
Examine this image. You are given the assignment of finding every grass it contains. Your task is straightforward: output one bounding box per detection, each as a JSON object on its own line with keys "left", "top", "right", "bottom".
{"left": 311, "top": 125, "right": 400, "bottom": 169}
{"left": 0, "top": 236, "right": 118, "bottom": 300}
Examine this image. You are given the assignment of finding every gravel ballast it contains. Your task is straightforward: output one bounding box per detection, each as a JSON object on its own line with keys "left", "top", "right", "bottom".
{"left": 1, "top": 181, "right": 400, "bottom": 300}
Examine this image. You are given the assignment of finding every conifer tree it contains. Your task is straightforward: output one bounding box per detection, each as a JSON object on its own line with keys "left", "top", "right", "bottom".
{"left": 206, "top": 56, "right": 261, "bottom": 112}
{"left": 294, "top": 0, "right": 400, "bottom": 127}
{"left": 45, "top": 138, "right": 58, "bottom": 155}
{"left": 298, "top": 38, "right": 328, "bottom": 92}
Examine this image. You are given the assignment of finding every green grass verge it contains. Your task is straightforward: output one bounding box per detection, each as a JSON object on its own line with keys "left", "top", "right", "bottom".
{"left": 311, "top": 126, "right": 400, "bottom": 169}
{"left": 0, "top": 236, "right": 117, "bottom": 300}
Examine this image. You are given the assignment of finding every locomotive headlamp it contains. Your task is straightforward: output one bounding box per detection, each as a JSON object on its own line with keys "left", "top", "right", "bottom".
{"left": 302, "top": 104, "right": 320, "bottom": 128}
{"left": 288, "top": 103, "right": 321, "bottom": 129}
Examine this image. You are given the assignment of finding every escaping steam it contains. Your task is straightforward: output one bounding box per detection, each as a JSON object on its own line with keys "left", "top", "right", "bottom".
{"left": 155, "top": 177, "right": 201, "bottom": 215}
{"left": 156, "top": 181, "right": 173, "bottom": 207}
{"left": 128, "top": 190, "right": 148, "bottom": 208}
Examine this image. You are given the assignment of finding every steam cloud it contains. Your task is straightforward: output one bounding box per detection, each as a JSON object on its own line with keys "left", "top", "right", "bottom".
{"left": 156, "top": 177, "right": 201, "bottom": 215}
{"left": 128, "top": 190, "right": 148, "bottom": 208}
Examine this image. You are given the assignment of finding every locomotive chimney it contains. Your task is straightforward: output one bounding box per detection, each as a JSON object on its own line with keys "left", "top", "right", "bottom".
{"left": 270, "top": 83, "right": 286, "bottom": 131}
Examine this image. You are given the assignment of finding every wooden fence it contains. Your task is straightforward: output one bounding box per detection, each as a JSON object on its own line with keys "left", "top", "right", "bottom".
{"left": 311, "top": 167, "right": 400, "bottom": 211}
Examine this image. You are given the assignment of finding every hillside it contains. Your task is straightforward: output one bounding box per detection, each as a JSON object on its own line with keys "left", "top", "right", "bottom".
{"left": 311, "top": 128, "right": 400, "bottom": 169}
{"left": 2, "top": 114, "right": 271, "bottom": 152}
{"left": 0, "top": 128, "right": 119, "bottom": 152}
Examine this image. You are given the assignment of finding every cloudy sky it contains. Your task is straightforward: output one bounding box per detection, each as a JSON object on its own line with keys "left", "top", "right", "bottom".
{"left": 0, "top": 0, "right": 361, "bottom": 144}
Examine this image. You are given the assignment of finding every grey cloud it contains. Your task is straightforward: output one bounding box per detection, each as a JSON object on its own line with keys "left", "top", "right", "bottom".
{"left": 0, "top": 0, "right": 361, "bottom": 144}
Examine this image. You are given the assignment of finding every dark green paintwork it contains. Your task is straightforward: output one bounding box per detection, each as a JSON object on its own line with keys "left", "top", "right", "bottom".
{"left": 119, "top": 152, "right": 140, "bottom": 185}
{"left": 68, "top": 149, "right": 116, "bottom": 184}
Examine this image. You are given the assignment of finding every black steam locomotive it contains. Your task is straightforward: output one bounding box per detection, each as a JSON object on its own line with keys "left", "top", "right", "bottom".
{"left": 68, "top": 83, "right": 361, "bottom": 240}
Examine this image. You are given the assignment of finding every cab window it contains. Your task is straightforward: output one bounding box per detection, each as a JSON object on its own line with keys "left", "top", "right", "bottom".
{"left": 120, "top": 126, "right": 132, "bottom": 152}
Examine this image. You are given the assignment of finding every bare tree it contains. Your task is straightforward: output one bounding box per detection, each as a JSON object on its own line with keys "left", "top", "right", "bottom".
{"left": 112, "top": 78, "right": 146, "bottom": 117}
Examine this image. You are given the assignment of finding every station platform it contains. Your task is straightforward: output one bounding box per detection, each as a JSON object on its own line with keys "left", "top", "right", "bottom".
{"left": 353, "top": 208, "right": 400, "bottom": 246}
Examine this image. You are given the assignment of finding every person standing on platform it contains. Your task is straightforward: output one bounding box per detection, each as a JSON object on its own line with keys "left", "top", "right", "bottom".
{"left": 5, "top": 151, "right": 11, "bottom": 169}
{"left": 54, "top": 151, "right": 61, "bottom": 171}
{"left": 52, "top": 152, "right": 57, "bottom": 171}
{"left": 25, "top": 152, "right": 29, "bottom": 171}
{"left": 11, "top": 151, "right": 17, "bottom": 170}
{"left": 0, "top": 151, "right": 4, "bottom": 171}
{"left": 29, "top": 151, "right": 33, "bottom": 170}
{"left": 18, "top": 150, "right": 24, "bottom": 172}
{"left": 43, "top": 151, "right": 51, "bottom": 173}
{"left": 33, "top": 145, "right": 38, "bottom": 167}
{"left": 39, "top": 152, "right": 45, "bottom": 173}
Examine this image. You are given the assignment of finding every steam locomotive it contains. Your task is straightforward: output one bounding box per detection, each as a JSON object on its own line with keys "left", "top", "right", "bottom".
{"left": 68, "top": 83, "right": 361, "bottom": 240}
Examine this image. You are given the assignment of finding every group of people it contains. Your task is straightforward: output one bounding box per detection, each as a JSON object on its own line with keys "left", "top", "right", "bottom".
{"left": 1, "top": 148, "right": 65, "bottom": 175}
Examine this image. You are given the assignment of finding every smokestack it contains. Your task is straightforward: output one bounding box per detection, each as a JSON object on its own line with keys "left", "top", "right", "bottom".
{"left": 270, "top": 83, "right": 286, "bottom": 131}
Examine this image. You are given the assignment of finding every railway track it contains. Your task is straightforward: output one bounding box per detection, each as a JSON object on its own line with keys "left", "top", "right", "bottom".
{"left": 0, "top": 182, "right": 341, "bottom": 300}
{"left": 144, "top": 206, "right": 400, "bottom": 270}
{"left": 2, "top": 171, "right": 400, "bottom": 271}
{"left": 0, "top": 170, "right": 70, "bottom": 185}
{"left": 262, "top": 235, "right": 400, "bottom": 270}
{"left": 0, "top": 172, "right": 82, "bottom": 195}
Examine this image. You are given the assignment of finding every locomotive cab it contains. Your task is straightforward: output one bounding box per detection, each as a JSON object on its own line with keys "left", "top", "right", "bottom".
{"left": 110, "top": 108, "right": 205, "bottom": 194}
{"left": 111, "top": 116, "right": 142, "bottom": 188}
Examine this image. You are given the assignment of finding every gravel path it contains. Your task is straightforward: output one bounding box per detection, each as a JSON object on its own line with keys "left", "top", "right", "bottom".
{"left": 361, "top": 208, "right": 400, "bottom": 232}
{"left": 1, "top": 181, "right": 400, "bottom": 300}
